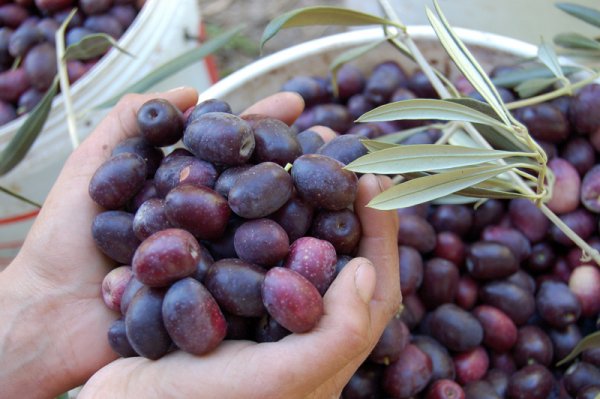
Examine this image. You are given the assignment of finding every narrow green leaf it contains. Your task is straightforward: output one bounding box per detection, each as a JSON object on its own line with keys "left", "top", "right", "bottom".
{"left": 260, "top": 6, "right": 404, "bottom": 49}
{"left": 537, "top": 38, "right": 565, "bottom": 80}
{"left": 557, "top": 331, "right": 600, "bottom": 367}
{"left": 360, "top": 139, "right": 398, "bottom": 152}
{"left": 367, "top": 163, "right": 517, "bottom": 209}
{"left": 383, "top": 25, "right": 457, "bottom": 98}
{"left": 357, "top": 99, "right": 507, "bottom": 129}
{"left": 330, "top": 38, "right": 389, "bottom": 97}
{"left": 556, "top": 2, "right": 600, "bottom": 29}
{"left": 0, "top": 77, "right": 59, "bottom": 176}
{"left": 447, "top": 98, "right": 503, "bottom": 122}
{"left": 96, "top": 26, "right": 242, "bottom": 109}
{"left": 492, "top": 65, "right": 580, "bottom": 88}
{"left": 54, "top": 393, "right": 69, "bottom": 399}
{"left": 456, "top": 186, "right": 532, "bottom": 200}
{"left": 372, "top": 124, "right": 442, "bottom": 144}
{"left": 473, "top": 123, "right": 532, "bottom": 153}
{"left": 345, "top": 144, "right": 531, "bottom": 174}
{"left": 515, "top": 77, "right": 559, "bottom": 98}
{"left": 427, "top": 1, "right": 512, "bottom": 126}
{"left": 0, "top": 186, "right": 42, "bottom": 208}
{"left": 64, "top": 33, "right": 133, "bottom": 61}
{"left": 433, "top": 194, "right": 479, "bottom": 205}
{"left": 554, "top": 32, "right": 600, "bottom": 51}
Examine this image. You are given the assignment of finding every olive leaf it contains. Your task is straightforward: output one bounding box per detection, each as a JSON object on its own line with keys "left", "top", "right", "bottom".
{"left": 360, "top": 140, "right": 398, "bottom": 152}
{"left": 515, "top": 77, "right": 560, "bottom": 98}
{"left": 557, "top": 331, "right": 600, "bottom": 367}
{"left": 447, "top": 98, "right": 503, "bottom": 122}
{"left": 96, "top": 26, "right": 243, "bottom": 108}
{"left": 426, "top": 0, "right": 512, "bottom": 126}
{"left": 260, "top": 6, "right": 404, "bottom": 49}
{"left": 554, "top": 32, "right": 600, "bottom": 51}
{"left": 556, "top": 2, "right": 600, "bottom": 29}
{"left": 330, "top": 37, "right": 389, "bottom": 98}
{"left": 345, "top": 144, "right": 533, "bottom": 174}
{"left": 367, "top": 163, "right": 520, "bottom": 209}
{"left": 0, "top": 77, "right": 59, "bottom": 176}
{"left": 491, "top": 64, "right": 580, "bottom": 88}
{"left": 471, "top": 123, "right": 532, "bottom": 153}
{"left": 537, "top": 38, "right": 566, "bottom": 80}
{"left": 64, "top": 33, "right": 133, "bottom": 61}
{"left": 357, "top": 99, "right": 508, "bottom": 129}
{"left": 455, "top": 185, "right": 531, "bottom": 200}
{"left": 0, "top": 186, "right": 42, "bottom": 208}
{"left": 372, "top": 124, "right": 444, "bottom": 144}
{"left": 432, "top": 195, "right": 479, "bottom": 205}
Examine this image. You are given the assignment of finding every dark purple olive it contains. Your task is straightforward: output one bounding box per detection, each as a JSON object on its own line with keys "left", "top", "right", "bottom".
{"left": 317, "top": 134, "right": 367, "bottom": 165}
{"left": 563, "top": 362, "right": 600, "bottom": 397}
{"left": 430, "top": 205, "right": 473, "bottom": 237}
{"left": 512, "top": 325, "right": 554, "bottom": 368}
{"left": 549, "top": 324, "right": 582, "bottom": 362}
{"left": 508, "top": 198, "right": 550, "bottom": 243}
{"left": 550, "top": 209, "right": 596, "bottom": 246}
{"left": 569, "top": 83, "right": 600, "bottom": 134}
{"left": 310, "top": 103, "right": 353, "bottom": 133}
{"left": 536, "top": 280, "right": 581, "bottom": 328}
{"left": 397, "top": 215, "right": 437, "bottom": 254}
{"left": 515, "top": 103, "right": 570, "bottom": 143}
{"left": 485, "top": 369, "right": 509, "bottom": 399}
{"left": 562, "top": 137, "right": 596, "bottom": 176}
{"left": 507, "top": 364, "right": 555, "bottom": 399}
{"left": 383, "top": 344, "right": 433, "bottom": 398}
{"left": 482, "top": 225, "right": 531, "bottom": 262}
{"left": 466, "top": 241, "right": 518, "bottom": 280}
{"left": 296, "top": 129, "right": 325, "bottom": 154}
{"left": 419, "top": 257, "right": 459, "bottom": 309}
{"left": 398, "top": 245, "right": 424, "bottom": 297}
{"left": 281, "top": 75, "right": 328, "bottom": 106}
{"left": 479, "top": 281, "right": 535, "bottom": 325}
{"left": 369, "top": 317, "right": 410, "bottom": 365}
{"left": 464, "top": 380, "right": 502, "bottom": 399}
{"left": 365, "top": 60, "right": 408, "bottom": 104}
{"left": 342, "top": 364, "right": 383, "bottom": 399}
{"left": 412, "top": 335, "right": 456, "bottom": 382}
{"left": 429, "top": 304, "right": 483, "bottom": 352}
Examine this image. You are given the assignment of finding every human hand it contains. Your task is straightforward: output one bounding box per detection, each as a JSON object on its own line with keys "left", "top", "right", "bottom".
{"left": 1, "top": 88, "right": 400, "bottom": 399}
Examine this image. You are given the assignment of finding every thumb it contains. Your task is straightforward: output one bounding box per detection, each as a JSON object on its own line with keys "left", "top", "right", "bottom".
{"left": 259, "top": 257, "right": 377, "bottom": 390}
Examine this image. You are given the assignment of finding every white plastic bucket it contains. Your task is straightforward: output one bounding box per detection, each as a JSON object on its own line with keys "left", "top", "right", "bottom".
{"left": 198, "top": 26, "right": 537, "bottom": 110}
{"left": 0, "top": 0, "right": 214, "bottom": 264}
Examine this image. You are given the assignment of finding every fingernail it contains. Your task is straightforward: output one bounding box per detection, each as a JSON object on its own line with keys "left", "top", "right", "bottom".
{"left": 354, "top": 260, "right": 376, "bottom": 304}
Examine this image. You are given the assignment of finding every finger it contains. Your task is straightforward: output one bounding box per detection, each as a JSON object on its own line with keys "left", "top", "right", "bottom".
{"left": 247, "top": 257, "right": 378, "bottom": 393}
{"left": 241, "top": 91, "right": 304, "bottom": 125}
{"left": 355, "top": 174, "right": 401, "bottom": 329}
{"left": 308, "top": 125, "right": 338, "bottom": 143}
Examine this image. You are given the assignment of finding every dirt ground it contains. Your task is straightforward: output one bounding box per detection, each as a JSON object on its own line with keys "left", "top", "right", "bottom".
{"left": 199, "top": 0, "right": 348, "bottom": 78}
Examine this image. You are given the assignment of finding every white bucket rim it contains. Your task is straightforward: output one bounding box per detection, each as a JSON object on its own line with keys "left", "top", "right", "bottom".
{"left": 199, "top": 25, "right": 538, "bottom": 103}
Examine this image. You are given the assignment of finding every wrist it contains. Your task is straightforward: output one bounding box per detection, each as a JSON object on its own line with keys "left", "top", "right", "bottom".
{"left": 0, "top": 260, "right": 79, "bottom": 398}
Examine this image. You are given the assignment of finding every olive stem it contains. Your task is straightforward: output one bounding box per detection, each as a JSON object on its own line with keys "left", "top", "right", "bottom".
{"left": 540, "top": 204, "right": 600, "bottom": 264}
{"left": 506, "top": 73, "right": 600, "bottom": 110}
